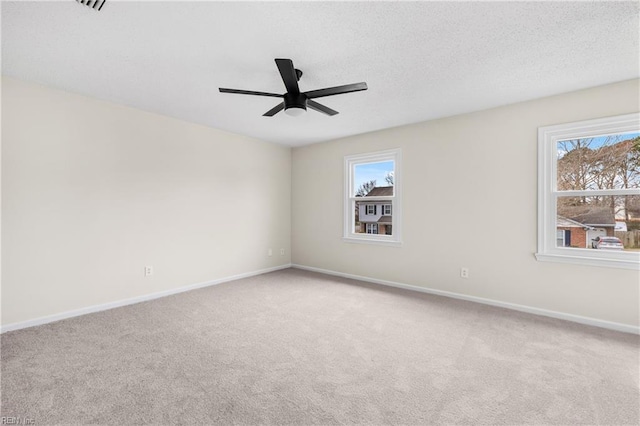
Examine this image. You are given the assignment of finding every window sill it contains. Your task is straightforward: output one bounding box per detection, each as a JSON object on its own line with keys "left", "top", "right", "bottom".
{"left": 342, "top": 236, "right": 402, "bottom": 247}
{"left": 535, "top": 252, "right": 640, "bottom": 270}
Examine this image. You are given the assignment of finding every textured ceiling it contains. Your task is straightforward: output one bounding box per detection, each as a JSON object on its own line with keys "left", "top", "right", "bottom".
{"left": 2, "top": 1, "right": 639, "bottom": 147}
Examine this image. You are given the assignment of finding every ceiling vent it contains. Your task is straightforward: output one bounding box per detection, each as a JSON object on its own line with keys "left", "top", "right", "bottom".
{"left": 76, "top": 0, "right": 106, "bottom": 11}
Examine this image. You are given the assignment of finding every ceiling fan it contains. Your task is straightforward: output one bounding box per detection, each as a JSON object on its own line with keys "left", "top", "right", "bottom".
{"left": 219, "top": 59, "right": 368, "bottom": 117}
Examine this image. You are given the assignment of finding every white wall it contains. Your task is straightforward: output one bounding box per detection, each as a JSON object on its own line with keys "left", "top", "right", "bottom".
{"left": 292, "top": 79, "right": 640, "bottom": 328}
{"left": 3, "top": 77, "right": 638, "bottom": 330}
{"left": 1, "top": 77, "right": 291, "bottom": 326}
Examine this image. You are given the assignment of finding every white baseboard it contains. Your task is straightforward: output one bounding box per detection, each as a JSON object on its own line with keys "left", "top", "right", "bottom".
{"left": 5, "top": 263, "right": 636, "bottom": 335}
{"left": 1, "top": 264, "right": 292, "bottom": 334}
{"left": 292, "top": 264, "right": 639, "bottom": 335}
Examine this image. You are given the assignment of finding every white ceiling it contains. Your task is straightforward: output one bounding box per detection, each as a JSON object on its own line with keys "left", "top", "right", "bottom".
{"left": 2, "top": 1, "right": 639, "bottom": 147}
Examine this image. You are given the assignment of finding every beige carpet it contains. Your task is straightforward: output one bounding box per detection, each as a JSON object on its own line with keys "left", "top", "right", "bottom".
{"left": 1, "top": 268, "right": 638, "bottom": 425}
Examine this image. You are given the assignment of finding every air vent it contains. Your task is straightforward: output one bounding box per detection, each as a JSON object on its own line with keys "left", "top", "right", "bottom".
{"left": 76, "top": 0, "right": 106, "bottom": 11}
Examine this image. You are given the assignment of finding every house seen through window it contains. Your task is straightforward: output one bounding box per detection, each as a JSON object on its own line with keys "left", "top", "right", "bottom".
{"left": 556, "top": 133, "right": 640, "bottom": 251}
{"left": 344, "top": 149, "right": 401, "bottom": 245}
{"left": 537, "top": 113, "right": 640, "bottom": 269}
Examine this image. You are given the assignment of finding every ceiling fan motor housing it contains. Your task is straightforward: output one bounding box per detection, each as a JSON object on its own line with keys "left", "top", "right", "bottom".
{"left": 283, "top": 92, "right": 307, "bottom": 112}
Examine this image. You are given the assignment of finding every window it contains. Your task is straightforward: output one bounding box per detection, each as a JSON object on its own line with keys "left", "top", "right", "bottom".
{"left": 556, "top": 229, "right": 570, "bottom": 247}
{"left": 344, "top": 149, "right": 402, "bottom": 245}
{"left": 537, "top": 113, "right": 640, "bottom": 269}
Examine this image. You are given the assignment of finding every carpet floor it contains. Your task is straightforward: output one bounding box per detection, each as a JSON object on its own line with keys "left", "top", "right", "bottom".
{"left": 1, "top": 268, "right": 639, "bottom": 425}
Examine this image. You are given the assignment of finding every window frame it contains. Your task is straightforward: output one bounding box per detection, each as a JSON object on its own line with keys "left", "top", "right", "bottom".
{"left": 344, "top": 149, "right": 402, "bottom": 246}
{"left": 536, "top": 113, "right": 640, "bottom": 270}
{"left": 383, "top": 204, "right": 392, "bottom": 215}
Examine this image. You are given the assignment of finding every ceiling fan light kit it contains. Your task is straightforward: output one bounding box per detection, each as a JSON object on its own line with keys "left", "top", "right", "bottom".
{"left": 283, "top": 92, "right": 307, "bottom": 116}
{"left": 285, "top": 107, "right": 306, "bottom": 117}
{"left": 219, "top": 59, "right": 368, "bottom": 117}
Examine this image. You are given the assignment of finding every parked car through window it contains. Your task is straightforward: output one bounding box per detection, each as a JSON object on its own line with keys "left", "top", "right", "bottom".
{"left": 591, "top": 236, "right": 624, "bottom": 250}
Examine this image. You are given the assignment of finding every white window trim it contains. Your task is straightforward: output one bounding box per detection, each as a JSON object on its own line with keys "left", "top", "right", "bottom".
{"left": 343, "top": 148, "right": 402, "bottom": 246}
{"left": 383, "top": 204, "right": 392, "bottom": 215}
{"left": 366, "top": 205, "right": 376, "bottom": 215}
{"left": 536, "top": 113, "right": 640, "bottom": 270}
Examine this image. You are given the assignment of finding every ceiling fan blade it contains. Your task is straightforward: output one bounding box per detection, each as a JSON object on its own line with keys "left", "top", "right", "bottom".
{"left": 275, "top": 59, "right": 300, "bottom": 94}
{"left": 304, "top": 82, "right": 368, "bottom": 99}
{"left": 263, "top": 103, "right": 285, "bottom": 117}
{"left": 219, "top": 88, "right": 282, "bottom": 98}
{"left": 307, "top": 100, "right": 339, "bottom": 116}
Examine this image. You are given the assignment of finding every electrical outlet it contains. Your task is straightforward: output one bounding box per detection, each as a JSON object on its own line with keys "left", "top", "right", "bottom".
{"left": 268, "top": 249, "right": 273, "bottom": 257}
{"left": 280, "top": 248, "right": 285, "bottom": 256}
{"left": 145, "top": 266, "right": 153, "bottom": 277}
{"left": 460, "top": 267, "right": 469, "bottom": 279}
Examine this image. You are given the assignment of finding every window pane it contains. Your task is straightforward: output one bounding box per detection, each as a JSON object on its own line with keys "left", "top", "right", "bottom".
{"left": 354, "top": 161, "right": 394, "bottom": 196}
{"left": 354, "top": 200, "right": 393, "bottom": 235}
{"left": 345, "top": 149, "right": 401, "bottom": 245}
{"left": 556, "top": 195, "right": 640, "bottom": 251}
{"left": 557, "top": 133, "right": 640, "bottom": 191}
